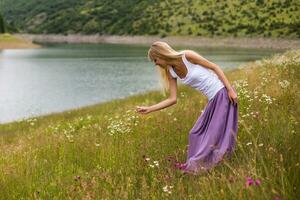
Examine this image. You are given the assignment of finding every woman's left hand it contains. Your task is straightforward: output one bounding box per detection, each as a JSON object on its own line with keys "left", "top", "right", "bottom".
{"left": 228, "top": 88, "right": 238, "bottom": 105}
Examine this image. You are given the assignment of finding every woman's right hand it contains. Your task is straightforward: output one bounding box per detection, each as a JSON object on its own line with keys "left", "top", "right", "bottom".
{"left": 228, "top": 87, "right": 238, "bottom": 105}
{"left": 135, "top": 106, "right": 152, "bottom": 114}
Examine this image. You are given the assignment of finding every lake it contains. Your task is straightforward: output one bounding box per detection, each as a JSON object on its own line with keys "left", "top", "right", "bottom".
{"left": 0, "top": 43, "right": 283, "bottom": 123}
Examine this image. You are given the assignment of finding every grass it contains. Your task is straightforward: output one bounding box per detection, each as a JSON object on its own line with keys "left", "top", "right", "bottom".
{"left": 0, "top": 33, "right": 40, "bottom": 48}
{"left": 0, "top": 33, "right": 22, "bottom": 42}
{"left": 0, "top": 49, "right": 299, "bottom": 199}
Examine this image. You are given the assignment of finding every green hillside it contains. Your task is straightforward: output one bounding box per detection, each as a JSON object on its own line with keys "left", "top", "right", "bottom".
{"left": 1, "top": 0, "right": 299, "bottom": 38}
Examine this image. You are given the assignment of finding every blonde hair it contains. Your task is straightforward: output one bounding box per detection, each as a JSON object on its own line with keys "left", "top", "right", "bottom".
{"left": 147, "top": 41, "right": 184, "bottom": 95}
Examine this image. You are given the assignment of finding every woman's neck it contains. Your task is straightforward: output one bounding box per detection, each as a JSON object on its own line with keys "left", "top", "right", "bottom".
{"left": 168, "top": 58, "right": 182, "bottom": 69}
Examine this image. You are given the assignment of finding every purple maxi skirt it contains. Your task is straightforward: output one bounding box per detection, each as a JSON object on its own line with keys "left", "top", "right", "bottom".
{"left": 183, "top": 86, "right": 238, "bottom": 175}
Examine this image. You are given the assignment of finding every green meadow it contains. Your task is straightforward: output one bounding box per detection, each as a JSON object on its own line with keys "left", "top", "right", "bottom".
{"left": 0, "top": 49, "right": 299, "bottom": 199}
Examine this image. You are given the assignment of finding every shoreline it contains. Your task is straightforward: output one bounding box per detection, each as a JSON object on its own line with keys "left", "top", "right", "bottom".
{"left": 16, "top": 34, "right": 300, "bottom": 50}
{"left": 0, "top": 42, "right": 41, "bottom": 49}
{"left": 0, "top": 33, "right": 41, "bottom": 49}
{"left": 0, "top": 48, "right": 297, "bottom": 125}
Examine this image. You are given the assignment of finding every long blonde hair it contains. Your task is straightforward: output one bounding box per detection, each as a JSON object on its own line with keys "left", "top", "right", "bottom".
{"left": 147, "top": 41, "right": 184, "bottom": 95}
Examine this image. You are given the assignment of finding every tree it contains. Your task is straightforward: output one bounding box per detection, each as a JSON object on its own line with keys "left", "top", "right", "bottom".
{"left": 0, "top": 13, "right": 5, "bottom": 33}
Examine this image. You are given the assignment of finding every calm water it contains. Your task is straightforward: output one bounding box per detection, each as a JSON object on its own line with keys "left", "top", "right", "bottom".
{"left": 0, "top": 43, "right": 283, "bottom": 123}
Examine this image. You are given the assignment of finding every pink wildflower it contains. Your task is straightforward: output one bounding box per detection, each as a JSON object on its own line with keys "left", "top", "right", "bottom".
{"left": 255, "top": 179, "right": 261, "bottom": 186}
{"left": 245, "top": 177, "right": 254, "bottom": 187}
{"left": 245, "top": 177, "right": 262, "bottom": 188}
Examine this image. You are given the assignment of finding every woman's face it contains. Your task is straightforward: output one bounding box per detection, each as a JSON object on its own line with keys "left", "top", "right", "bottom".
{"left": 153, "top": 57, "right": 167, "bottom": 67}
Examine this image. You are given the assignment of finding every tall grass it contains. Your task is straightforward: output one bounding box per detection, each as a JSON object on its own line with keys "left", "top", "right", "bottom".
{"left": 0, "top": 49, "right": 299, "bottom": 199}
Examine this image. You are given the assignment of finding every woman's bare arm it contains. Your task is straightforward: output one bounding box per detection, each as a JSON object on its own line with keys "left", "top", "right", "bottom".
{"left": 136, "top": 72, "right": 177, "bottom": 114}
{"left": 149, "top": 74, "right": 177, "bottom": 112}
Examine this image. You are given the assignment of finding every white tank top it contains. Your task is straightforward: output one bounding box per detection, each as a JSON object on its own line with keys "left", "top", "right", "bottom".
{"left": 169, "top": 51, "right": 224, "bottom": 101}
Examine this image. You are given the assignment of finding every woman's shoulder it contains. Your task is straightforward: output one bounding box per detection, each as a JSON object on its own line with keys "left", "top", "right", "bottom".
{"left": 183, "top": 50, "right": 201, "bottom": 58}
{"left": 179, "top": 50, "right": 193, "bottom": 55}
{"left": 183, "top": 50, "right": 206, "bottom": 65}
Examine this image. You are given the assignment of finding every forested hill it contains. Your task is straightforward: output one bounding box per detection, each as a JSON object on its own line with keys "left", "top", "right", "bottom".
{"left": 1, "top": 0, "right": 299, "bottom": 38}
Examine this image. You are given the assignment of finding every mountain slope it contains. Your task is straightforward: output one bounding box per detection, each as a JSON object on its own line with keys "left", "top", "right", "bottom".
{"left": 1, "top": 0, "right": 299, "bottom": 38}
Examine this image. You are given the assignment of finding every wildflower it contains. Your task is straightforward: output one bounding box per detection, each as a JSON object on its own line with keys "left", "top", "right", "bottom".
{"left": 255, "top": 179, "right": 261, "bottom": 186}
{"left": 163, "top": 185, "right": 168, "bottom": 192}
{"left": 278, "top": 80, "right": 290, "bottom": 88}
{"left": 95, "top": 143, "right": 100, "bottom": 147}
{"left": 163, "top": 185, "right": 173, "bottom": 194}
{"left": 246, "top": 142, "right": 252, "bottom": 146}
{"left": 245, "top": 177, "right": 262, "bottom": 188}
{"left": 173, "top": 118, "right": 177, "bottom": 121}
{"left": 274, "top": 196, "right": 281, "bottom": 200}
{"left": 261, "top": 94, "right": 273, "bottom": 104}
{"left": 106, "top": 112, "right": 140, "bottom": 135}
{"left": 27, "top": 118, "right": 37, "bottom": 126}
{"left": 258, "top": 143, "right": 264, "bottom": 147}
{"left": 245, "top": 177, "right": 254, "bottom": 187}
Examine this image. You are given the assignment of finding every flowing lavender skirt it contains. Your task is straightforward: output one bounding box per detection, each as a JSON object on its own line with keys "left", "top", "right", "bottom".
{"left": 183, "top": 86, "right": 238, "bottom": 175}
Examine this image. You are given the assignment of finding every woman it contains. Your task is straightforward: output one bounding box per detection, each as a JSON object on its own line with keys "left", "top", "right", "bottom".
{"left": 135, "top": 41, "right": 238, "bottom": 175}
